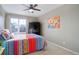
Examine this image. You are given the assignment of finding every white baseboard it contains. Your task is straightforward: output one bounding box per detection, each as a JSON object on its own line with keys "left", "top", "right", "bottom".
{"left": 47, "top": 40, "right": 79, "bottom": 55}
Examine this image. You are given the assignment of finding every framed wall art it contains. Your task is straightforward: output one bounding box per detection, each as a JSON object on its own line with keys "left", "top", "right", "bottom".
{"left": 48, "top": 16, "right": 60, "bottom": 29}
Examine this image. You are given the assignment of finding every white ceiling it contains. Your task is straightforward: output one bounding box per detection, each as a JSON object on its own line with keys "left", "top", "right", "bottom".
{"left": 1, "top": 4, "right": 63, "bottom": 17}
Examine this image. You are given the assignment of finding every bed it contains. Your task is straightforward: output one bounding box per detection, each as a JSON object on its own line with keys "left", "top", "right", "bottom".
{"left": 1, "top": 34, "right": 46, "bottom": 55}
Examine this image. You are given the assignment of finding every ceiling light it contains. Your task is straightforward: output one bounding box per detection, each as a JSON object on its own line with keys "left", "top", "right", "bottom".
{"left": 28, "top": 9, "right": 34, "bottom": 13}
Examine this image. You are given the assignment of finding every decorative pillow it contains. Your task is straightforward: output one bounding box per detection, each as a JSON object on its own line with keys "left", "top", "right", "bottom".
{"left": 1, "top": 29, "right": 14, "bottom": 40}
{"left": 0, "top": 29, "right": 14, "bottom": 46}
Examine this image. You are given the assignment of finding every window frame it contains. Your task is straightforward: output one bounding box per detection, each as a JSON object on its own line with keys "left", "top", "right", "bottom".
{"left": 10, "top": 17, "right": 27, "bottom": 33}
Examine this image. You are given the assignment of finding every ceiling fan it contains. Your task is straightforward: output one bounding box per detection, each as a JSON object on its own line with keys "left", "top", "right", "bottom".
{"left": 22, "top": 4, "right": 41, "bottom": 13}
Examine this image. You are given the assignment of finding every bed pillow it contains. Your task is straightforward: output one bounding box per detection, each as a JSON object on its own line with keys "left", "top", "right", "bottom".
{"left": 1, "top": 29, "right": 14, "bottom": 40}
{"left": 0, "top": 29, "right": 14, "bottom": 46}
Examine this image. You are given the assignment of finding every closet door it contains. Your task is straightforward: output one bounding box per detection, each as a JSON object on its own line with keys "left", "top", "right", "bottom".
{"left": 0, "top": 15, "right": 4, "bottom": 29}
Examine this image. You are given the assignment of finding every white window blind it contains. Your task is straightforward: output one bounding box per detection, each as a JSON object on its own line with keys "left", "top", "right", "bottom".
{"left": 0, "top": 15, "right": 4, "bottom": 29}
{"left": 10, "top": 17, "right": 27, "bottom": 33}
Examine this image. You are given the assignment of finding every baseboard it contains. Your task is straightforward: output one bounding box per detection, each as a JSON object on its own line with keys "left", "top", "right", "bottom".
{"left": 47, "top": 40, "right": 79, "bottom": 55}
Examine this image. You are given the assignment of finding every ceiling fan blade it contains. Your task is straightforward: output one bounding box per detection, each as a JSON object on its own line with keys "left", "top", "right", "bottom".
{"left": 23, "top": 8, "right": 30, "bottom": 11}
{"left": 22, "top": 4, "right": 29, "bottom": 8}
{"left": 30, "top": 4, "right": 33, "bottom": 7}
{"left": 33, "top": 8, "right": 41, "bottom": 11}
{"left": 34, "top": 4, "right": 38, "bottom": 7}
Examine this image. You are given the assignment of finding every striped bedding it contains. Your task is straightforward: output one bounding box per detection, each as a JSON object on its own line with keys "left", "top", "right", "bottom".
{"left": 1, "top": 34, "right": 45, "bottom": 55}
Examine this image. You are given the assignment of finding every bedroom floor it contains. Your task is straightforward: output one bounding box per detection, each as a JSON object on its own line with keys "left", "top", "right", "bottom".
{"left": 29, "top": 41, "right": 75, "bottom": 55}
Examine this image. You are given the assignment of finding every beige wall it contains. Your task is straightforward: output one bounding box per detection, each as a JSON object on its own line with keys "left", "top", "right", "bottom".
{"left": 38, "top": 4, "right": 79, "bottom": 53}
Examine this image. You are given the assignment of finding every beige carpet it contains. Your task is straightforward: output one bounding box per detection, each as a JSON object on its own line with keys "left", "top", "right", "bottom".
{"left": 29, "top": 41, "right": 75, "bottom": 55}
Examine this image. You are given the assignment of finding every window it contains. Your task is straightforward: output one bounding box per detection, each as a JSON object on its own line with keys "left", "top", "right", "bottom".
{"left": 10, "top": 18, "right": 26, "bottom": 33}
{"left": 0, "top": 15, "right": 4, "bottom": 29}
{"left": 19, "top": 19, "right": 26, "bottom": 32}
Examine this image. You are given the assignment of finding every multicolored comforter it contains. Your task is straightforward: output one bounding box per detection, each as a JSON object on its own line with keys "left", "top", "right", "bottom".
{"left": 2, "top": 34, "right": 45, "bottom": 55}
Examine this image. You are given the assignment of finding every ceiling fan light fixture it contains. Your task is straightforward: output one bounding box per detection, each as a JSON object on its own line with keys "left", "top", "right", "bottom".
{"left": 22, "top": 4, "right": 41, "bottom": 13}
{"left": 28, "top": 9, "right": 34, "bottom": 13}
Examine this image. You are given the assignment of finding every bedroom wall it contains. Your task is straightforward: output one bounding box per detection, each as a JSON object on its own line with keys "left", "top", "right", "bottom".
{"left": 0, "top": 5, "right": 5, "bottom": 29}
{"left": 38, "top": 4, "right": 79, "bottom": 53}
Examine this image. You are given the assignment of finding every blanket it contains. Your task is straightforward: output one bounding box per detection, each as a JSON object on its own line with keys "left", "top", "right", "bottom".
{"left": 2, "top": 34, "right": 45, "bottom": 55}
